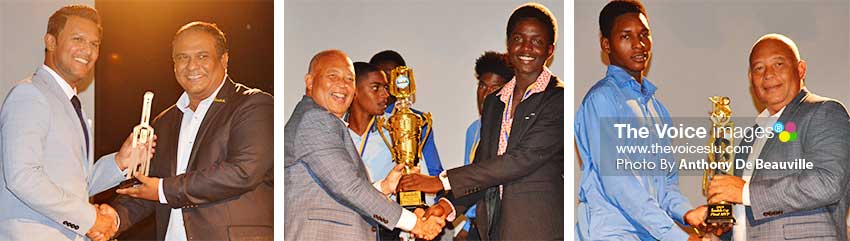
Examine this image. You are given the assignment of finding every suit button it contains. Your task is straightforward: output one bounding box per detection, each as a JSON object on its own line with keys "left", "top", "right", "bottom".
{"left": 371, "top": 227, "right": 377, "bottom": 232}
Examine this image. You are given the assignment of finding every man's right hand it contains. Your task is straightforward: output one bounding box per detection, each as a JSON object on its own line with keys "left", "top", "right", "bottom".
{"left": 411, "top": 208, "right": 445, "bottom": 240}
{"left": 86, "top": 204, "right": 118, "bottom": 241}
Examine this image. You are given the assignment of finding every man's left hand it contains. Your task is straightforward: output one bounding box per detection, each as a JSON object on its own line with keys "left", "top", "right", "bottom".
{"left": 114, "top": 133, "right": 157, "bottom": 170}
{"left": 684, "top": 205, "right": 707, "bottom": 228}
{"left": 116, "top": 173, "right": 160, "bottom": 201}
{"left": 398, "top": 173, "right": 443, "bottom": 193}
{"left": 707, "top": 175, "right": 744, "bottom": 204}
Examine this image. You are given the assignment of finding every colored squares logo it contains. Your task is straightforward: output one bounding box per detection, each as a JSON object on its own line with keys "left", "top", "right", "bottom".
{"left": 774, "top": 121, "right": 797, "bottom": 142}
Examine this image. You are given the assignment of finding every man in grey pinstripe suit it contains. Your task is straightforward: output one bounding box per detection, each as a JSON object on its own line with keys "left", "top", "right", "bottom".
{"left": 707, "top": 33, "right": 850, "bottom": 240}
{"left": 285, "top": 50, "right": 448, "bottom": 240}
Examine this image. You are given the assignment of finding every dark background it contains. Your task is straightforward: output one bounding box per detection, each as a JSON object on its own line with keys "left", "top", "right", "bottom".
{"left": 93, "top": 0, "right": 273, "bottom": 239}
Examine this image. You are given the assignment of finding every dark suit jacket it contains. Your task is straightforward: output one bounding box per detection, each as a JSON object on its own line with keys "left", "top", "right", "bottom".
{"left": 111, "top": 79, "right": 274, "bottom": 241}
{"left": 446, "top": 75, "right": 564, "bottom": 240}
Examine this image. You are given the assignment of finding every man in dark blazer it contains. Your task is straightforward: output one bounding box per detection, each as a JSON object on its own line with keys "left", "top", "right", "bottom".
{"left": 708, "top": 33, "right": 850, "bottom": 241}
{"left": 97, "top": 22, "right": 274, "bottom": 241}
{"left": 398, "top": 3, "right": 564, "bottom": 240}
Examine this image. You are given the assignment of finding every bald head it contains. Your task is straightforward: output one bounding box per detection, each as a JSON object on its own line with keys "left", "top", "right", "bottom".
{"left": 305, "top": 49, "right": 356, "bottom": 118}
{"left": 749, "top": 33, "right": 801, "bottom": 64}
{"left": 308, "top": 49, "right": 348, "bottom": 74}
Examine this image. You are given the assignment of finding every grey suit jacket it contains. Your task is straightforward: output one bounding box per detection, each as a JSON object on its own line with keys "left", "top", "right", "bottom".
{"left": 285, "top": 96, "right": 403, "bottom": 240}
{"left": 742, "top": 89, "right": 850, "bottom": 240}
{"left": 0, "top": 67, "right": 125, "bottom": 240}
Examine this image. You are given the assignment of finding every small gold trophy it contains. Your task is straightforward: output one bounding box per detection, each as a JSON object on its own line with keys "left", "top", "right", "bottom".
{"left": 376, "top": 66, "right": 433, "bottom": 210}
{"left": 702, "top": 96, "right": 735, "bottom": 226}
{"left": 118, "top": 91, "right": 155, "bottom": 189}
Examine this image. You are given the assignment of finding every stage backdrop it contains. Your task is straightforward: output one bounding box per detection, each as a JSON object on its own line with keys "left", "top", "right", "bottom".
{"left": 574, "top": 0, "right": 850, "bottom": 214}
{"left": 284, "top": 0, "right": 565, "bottom": 171}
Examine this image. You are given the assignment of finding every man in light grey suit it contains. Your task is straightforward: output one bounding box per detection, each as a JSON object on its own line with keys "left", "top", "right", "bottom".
{"left": 707, "top": 33, "right": 850, "bottom": 240}
{"left": 284, "top": 50, "right": 447, "bottom": 240}
{"left": 0, "top": 5, "right": 139, "bottom": 241}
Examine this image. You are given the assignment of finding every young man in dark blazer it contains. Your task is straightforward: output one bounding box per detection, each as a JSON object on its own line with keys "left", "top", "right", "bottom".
{"left": 399, "top": 3, "right": 564, "bottom": 240}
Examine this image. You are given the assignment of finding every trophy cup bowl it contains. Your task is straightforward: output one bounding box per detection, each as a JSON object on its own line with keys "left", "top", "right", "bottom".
{"left": 118, "top": 92, "right": 155, "bottom": 189}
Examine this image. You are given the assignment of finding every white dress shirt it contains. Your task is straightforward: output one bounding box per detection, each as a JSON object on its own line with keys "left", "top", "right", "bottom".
{"left": 155, "top": 76, "right": 226, "bottom": 241}
{"left": 41, "top": 65, "right": 77, "bottom": 102}
{"left": 733, "top": 107, "right": 785, "bottom": 241}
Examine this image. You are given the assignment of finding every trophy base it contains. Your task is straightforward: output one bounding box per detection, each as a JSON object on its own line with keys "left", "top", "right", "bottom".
{"left": 398, "top": 190, "right": 427, "bottom": 211}
{"left": 706, "top": 203, "right": 736, "bottom": 225}
{"left": 118, "top": 178, "right": 142, "bottom": 189}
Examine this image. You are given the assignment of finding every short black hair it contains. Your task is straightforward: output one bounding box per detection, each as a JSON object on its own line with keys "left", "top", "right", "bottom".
{"left": 506, "top": 3, "right": 557, "bottom": 45}
{"left": 47, "top": 5, "right": 102, "bottom": 38}
{"left": 475, "top": 51, "right": 514, "bottom": 81}
{"left": 174, "top": 21, "right": 228, "bottom": 56}
{"left": 353, "top": 61, "right": 383, "bottom": 84}
{"left": 599, "top": 0, "right": 647, "bottom": 38}
{"left": 369, "top": 50, "right": 406, "bottom": 67}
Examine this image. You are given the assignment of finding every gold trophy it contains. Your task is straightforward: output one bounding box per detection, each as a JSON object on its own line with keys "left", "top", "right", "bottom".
{"left": 376, "top": 66, "right": 433, "bottom": 210}
{"left": 118, "top": 91, "right": 155, "bottom": 189}
{"left": 702, "top": 96, "right": 735, "bottom": 225}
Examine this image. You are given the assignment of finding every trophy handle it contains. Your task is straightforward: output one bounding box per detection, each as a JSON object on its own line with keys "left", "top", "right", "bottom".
{"left": 418, "top": 112, "right": 433, "bottom": 158}
{"left": 375, "top": 116, "right": 398, "bottom": 162}
{"left": 142, "top": 128, "right": 154, "bottom": 176}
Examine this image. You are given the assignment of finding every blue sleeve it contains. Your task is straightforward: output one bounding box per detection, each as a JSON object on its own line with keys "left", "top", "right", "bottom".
{"left": 575, "top": 91, "right": 688, "bottom": 241}
{"left": 463, "top": 123, "right": 477, "bottom": 166}
{"left": 463, "top": 204, "right": 477, "bottom": 231}
{"left": 655, "top": 101, "right": 694, "bottom": 225}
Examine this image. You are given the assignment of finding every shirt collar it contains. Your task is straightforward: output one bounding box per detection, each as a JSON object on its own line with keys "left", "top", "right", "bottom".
{"left": 41, "top": 65, "right": 77, "bottom": 100}
{"left": 606, "top": 65, "right": 657, "bottom": 98}
{"left": 756, "top": 106, "right": 785, "bottom": 128}
{"left": 176, "top": 74, "right": 227, "bottom": 113}
{"left": 497, "top": 66, "right": 552, "bottom": 103}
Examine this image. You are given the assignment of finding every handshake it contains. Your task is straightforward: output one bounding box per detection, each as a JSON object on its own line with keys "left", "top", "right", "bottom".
{"left": 86, "top": 204, "right": 119, "bottom": 241}
{"left": 379, "top": 164, "right": 453, "bottom": 240}
{"left": 410, "top": 199, "right": 453, "bottom": 240}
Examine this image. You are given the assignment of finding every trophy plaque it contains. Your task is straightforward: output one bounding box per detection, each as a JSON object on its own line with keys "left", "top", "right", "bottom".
{"left": 118, "top": 91, "right": 155, "bottom": 189}
{"left": 702, "top": 96, "right": 736, "bottom": 225}
{"left": 376, "top": 66, "right": 433, "bottom": 210}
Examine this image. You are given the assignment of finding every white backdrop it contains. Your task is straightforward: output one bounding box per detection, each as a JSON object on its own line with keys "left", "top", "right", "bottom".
{"left": 284, "top": 0, "right": 565, "bottom": 170}
{"left": 574, "top": 0, "right": 850, "bottom": 207}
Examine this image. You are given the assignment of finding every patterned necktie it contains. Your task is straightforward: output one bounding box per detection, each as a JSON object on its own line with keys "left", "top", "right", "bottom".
{"left": 70, "top": 95, "right": 89, "bottom": 156}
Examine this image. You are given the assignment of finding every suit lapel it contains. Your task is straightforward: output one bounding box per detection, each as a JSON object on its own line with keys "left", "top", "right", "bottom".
{"left": 159, "top": 107, "right": 182, "bottom": 177}
{"left": 186, "top": 79, "right": 235, "bottom": 171}
{"left": 507, "top": 90, "right": 543, "bottom": 148}
{"left": 755, "top": 89, "right": 808, "bottom": 178}
{"left": 33, "top": 68, "right": 89, "bottom": 171}
{"left": 506, "top": 76, "right": 557, "bottom": 150}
